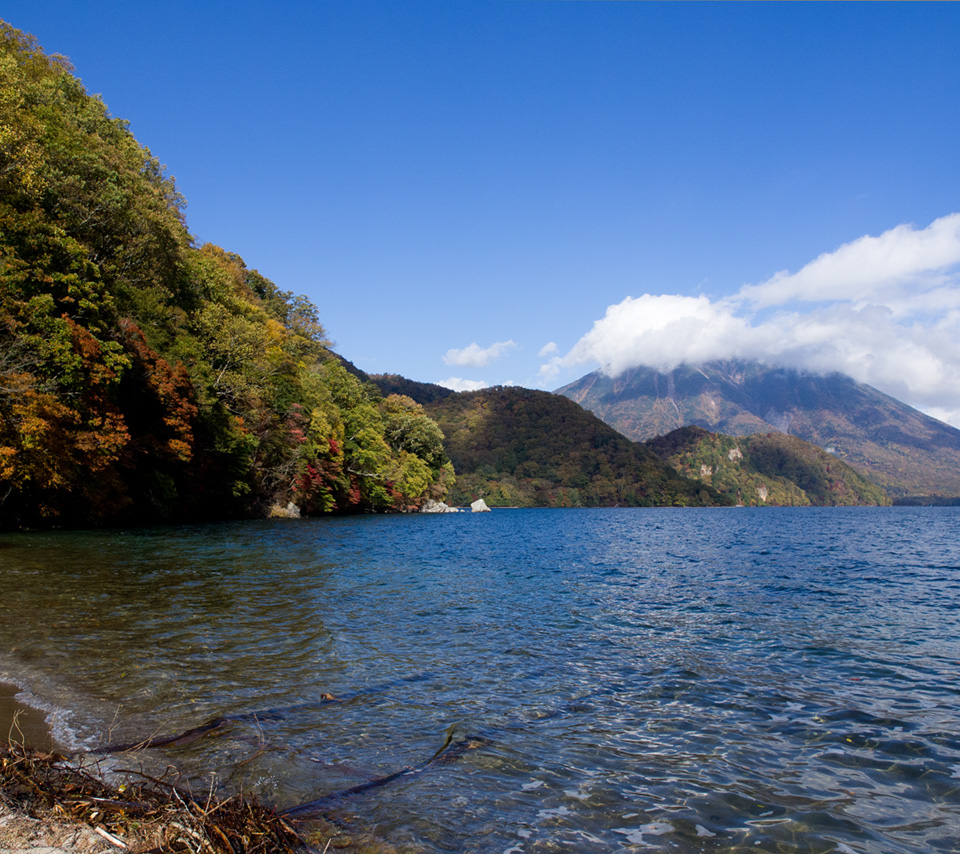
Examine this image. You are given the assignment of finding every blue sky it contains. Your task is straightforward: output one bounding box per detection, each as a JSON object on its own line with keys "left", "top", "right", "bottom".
{"left": 6, "top": 2, "right": 960, "bottom": 424}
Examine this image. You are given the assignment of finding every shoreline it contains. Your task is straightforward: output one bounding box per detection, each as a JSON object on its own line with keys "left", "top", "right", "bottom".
{"left": 0, "top": 684, "right": 397, "bottom": 854}
{"left": 0, "top": 740, "right": 310, "bottom": 854}
{"left": 0, "top": 680, "right": 55, "bottom": 753}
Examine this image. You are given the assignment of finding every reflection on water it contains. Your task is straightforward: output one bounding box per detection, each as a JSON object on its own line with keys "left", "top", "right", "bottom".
{"left": 2, "top": 508, "right": 960, "bottom": 852}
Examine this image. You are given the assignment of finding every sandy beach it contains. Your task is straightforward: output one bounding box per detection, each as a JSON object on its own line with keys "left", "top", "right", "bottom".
{"left": 0, "top": 683, "right": 319, "bottom": 854}
{"left": 0, "top": 685, "right": 115, "bottom": 854}
{"left": 0, "top": 682, "right": 385, "bottom": 854}
{"left": 0, "top": 682, "right": 55, "bottom": 753}
{"left": 0, "top": 801, "right": 125, "bottom": 854}
{"left": 0, "top": 682, "right": 111, "bottom": 853}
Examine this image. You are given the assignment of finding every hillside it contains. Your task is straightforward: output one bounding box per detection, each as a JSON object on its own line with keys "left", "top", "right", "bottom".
{"left": 377, "top": 382, "right": 729, "bottom": 507}
{"left": 559, "top": 361, "right": 960, "bottom": 497}
{"left": 0, "top": 23, "right": 452, "bottom": 527}
{"left": 371, "top": 373, "right": 455, "bottom": 405}
{"left": 646, "top": 426, "right": 890, "bottom": 506}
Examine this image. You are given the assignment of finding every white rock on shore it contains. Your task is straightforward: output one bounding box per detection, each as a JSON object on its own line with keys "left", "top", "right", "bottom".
{"left": 420, "top": 499, "right": 460, "bottom": 513}
{"left": 268, "top": 501, "right": 301, "bottom": 518}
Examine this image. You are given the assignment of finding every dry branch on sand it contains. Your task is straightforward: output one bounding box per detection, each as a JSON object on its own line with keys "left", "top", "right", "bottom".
{"left": 0, "top": 741, "right": 307, "bottom": 854}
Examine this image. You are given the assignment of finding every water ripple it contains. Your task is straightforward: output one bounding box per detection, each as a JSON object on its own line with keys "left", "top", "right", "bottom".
{"left": 2, "top": 507, "right": 960, "bottom": 852}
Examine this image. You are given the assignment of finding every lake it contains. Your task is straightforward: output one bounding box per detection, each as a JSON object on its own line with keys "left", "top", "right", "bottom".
{"left": 1, "top": 508, "right": 959, "bottom": 853}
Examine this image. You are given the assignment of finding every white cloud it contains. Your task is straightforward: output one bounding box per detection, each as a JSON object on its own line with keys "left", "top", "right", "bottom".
{"left": 539, "top": 341, "right": 558, "bottom": 357}
{"left": 921, "top": 406, "right": 960, "bottom": 428}
{"left": 545, "top": 214, "right": 960, "bottom": 427}
{"left": 737, "top": 212, "right": 960, "bottom": 308}
{"left": 538, "top": 358, "right": 563, "bottom": 383}
{"left": 562, "top": 294, "right": 752, "bottom": 376}
{"left": 443, "top": 340, "right": 517, "bottom": 367}
{"left": 437, "top": 376, "right": 490, "bottom": 392}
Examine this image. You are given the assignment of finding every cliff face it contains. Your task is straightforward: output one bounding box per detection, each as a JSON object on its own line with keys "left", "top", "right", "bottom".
{"left": 559, "top": 361, "right": 960, "bottom": 497}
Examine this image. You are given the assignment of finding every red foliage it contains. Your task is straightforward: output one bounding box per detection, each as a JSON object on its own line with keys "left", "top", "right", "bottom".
{"left": 296, "top": 459, "right": 342, "bottom": 513}
{"left": 63, "top": 317, "right": 131, "bottom": 470}
{"left": 347, "top": 478, "right": 362, "bottom": 507}
{"left": 118, "top": 318, "right": 197, "bottom": 463}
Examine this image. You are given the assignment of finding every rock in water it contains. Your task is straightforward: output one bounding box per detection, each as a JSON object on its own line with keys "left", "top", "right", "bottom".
{"left": 470, "top": 498, "right": 491, "bottom": 513}
{"left": 269, "top": 501, "right": 302, "bottom": 518}
{"left": 421, "top": 499, "right": 459, "bottom": 513}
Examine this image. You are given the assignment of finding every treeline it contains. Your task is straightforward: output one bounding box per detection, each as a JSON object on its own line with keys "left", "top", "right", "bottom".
{"left": 0, "top": 23, "right": 451, "bottom": 527}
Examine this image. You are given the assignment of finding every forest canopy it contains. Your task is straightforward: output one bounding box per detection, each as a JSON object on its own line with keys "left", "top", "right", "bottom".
{"left": 0, "top": 22, "right": 452, "bottom": 527}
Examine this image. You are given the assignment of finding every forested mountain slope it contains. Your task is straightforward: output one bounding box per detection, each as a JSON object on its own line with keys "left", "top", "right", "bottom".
{"left": 372, "top": 380, "right": 729, "bottom": 507}
{"left": 646, "top": 426, "right": 890, "bottom": 506}
{"left": 371, "top": 374, "right": 455, "bottom": 405}
{"left": 0, "top": 23, "right": 451, "bottom": 527}
{"left": 559, "top": 361, "right": 960, "bottom": 497}
{"left": 374, "top": 375, "right": 887, "bottom": 507}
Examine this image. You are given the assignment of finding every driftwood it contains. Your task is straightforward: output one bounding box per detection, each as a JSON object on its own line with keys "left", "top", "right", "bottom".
{"left": 93, "top": 672, "right": 433, "bottom": 754}
{"left": 87, "top": 671, "right": 482, "bottom": 822}
{"left": 87, "top": 670, "right": 599, "bottom": 823}
{"left": 281, "top": 730, "right": 489, "bottom": 818}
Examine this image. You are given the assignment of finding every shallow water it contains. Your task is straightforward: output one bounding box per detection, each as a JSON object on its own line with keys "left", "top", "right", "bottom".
{"left": 2, "top": 508, "right": 960, "bottom": 852}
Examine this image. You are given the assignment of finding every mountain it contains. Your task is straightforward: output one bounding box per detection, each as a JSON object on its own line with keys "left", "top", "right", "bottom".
{"left": 371, "top": 380, "right": 730, "bottom": 507}
{"left": 558, "top": 360, "right": 960, "bottom": 497}
{"left": 373, "top": 375, "right": 888, "bottom": 507}
{"left": 370, "top": 373, "right": 456, "bottom": 405}
{"left": 0, "top": 22, "right": 451, "bottom": 527}
{"left": 646, "top": 426, "right": 890, "bottom": 506}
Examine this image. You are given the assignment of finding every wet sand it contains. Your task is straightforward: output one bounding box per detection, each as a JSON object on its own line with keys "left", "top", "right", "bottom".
{"left": 0, "top": 681, "right": 55, "bottom": 752}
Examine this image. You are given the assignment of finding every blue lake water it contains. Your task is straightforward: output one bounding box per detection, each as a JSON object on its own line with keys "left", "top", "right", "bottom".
{"left": 2, "top": 507, "right": 960, "bottom": 852}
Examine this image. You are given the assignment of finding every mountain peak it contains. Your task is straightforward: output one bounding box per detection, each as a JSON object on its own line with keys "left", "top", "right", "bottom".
{"left": 558, "top": 360, "right": 960, "bottom": 497}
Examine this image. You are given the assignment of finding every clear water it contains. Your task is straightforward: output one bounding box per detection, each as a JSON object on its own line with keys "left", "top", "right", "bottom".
{"left": 2, "top": 508, "right": 960, "bottom": 853}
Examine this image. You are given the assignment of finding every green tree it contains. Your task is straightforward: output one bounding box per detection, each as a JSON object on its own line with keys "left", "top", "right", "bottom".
{"left": 0, "top": 21, "right": 452, "bottom": 526}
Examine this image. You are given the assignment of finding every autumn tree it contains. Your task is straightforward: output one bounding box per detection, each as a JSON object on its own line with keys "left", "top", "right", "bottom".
{"left": 0, "top": 21, "right": 451, "bottom": 527}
